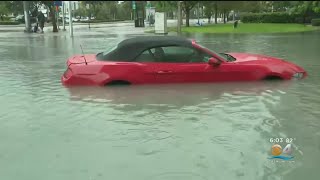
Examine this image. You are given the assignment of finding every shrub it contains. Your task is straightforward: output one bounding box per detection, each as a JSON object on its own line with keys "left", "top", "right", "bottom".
{"left": 0, "top": 16, "right": 11, "bottom": 21}
{"left": 241, "top": 13, "right": 299, "bottom": 23}
{"left": 0, "top": 21, "right": 20, "bottom": 25}
{"left": 311, "top": 18, "right": 320, "bottom": 26}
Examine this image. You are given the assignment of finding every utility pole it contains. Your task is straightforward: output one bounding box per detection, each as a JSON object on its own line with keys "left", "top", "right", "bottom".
{"left": 177, "top": 1, "right": 182, "bottom": 35}
{"left": 87, "top": 3, "right": 90, "bottom": 29}
{"left": 62, "top": 2, "right": 66, "bottom": 31}
{"left": 23, "top": 1, "right": 31, "bottom": 33}
{"left": 68, "top": 1, "right": 73, "bottom": 37}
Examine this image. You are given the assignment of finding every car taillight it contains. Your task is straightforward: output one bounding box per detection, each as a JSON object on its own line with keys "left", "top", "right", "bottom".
{"left": 63, "top": 68, "right": 72, "bottom": 79}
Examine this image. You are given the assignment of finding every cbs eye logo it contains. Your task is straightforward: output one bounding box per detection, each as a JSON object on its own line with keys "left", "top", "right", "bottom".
{"left": 269, "top": 144, "right": 294, "bottom": 161}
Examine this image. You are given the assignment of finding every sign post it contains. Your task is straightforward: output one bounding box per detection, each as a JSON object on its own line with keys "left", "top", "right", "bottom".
{"left": 132, "top": 1, "right": 136, "bottom": 20}
{"left": 68, "top": 1, "right": 73, "bottom": 37}
{"left": 62, "top": 2, "right": 66, "bottom": 31}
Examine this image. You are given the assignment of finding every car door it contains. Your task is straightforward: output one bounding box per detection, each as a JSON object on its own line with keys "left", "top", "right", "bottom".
{"left": 150, "top": 46, "right": 224, "bottom": 84}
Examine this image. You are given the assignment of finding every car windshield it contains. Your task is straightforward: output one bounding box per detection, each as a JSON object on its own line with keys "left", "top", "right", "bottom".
{"left": 196, "top": 43, "right": 236, "bottom": 62}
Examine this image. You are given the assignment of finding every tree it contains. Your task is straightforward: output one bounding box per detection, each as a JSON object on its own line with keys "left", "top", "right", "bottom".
{"left": 181, "top": 1, "right": 197, "bottom": 27}
{"left": 0, "top": 2, "right": 10, "bottom": 20}
{"left": 83, "top": 1, "right": 103, "bottom": 18}
{"left": 291, "top": 1, "right": 314, "bottom": 24}
{"left": 217, "top": 1, "right": 234, "bottom": 23}
{"left": 203, "top": 1, "right": 214, "bottom": 23}
{"left": 238, "top": 1, "right": 264, "bottom": 13}
{"left": 153, "top": 1, "right": 177, "bottom": 19}
{"left": 120, "top": 1, "right": 132, "bottom": 20}
{"left": 312, "top": 1, "right": 320, "bottom": 13}
{"left": 74, "top": 3, "right": 87, "bottom": 18}
{"left": 93, "top": 1, "right": 118, "bottom": 20}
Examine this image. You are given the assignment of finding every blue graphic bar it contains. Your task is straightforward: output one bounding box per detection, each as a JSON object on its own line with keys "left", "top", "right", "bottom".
{"left": 268, "top": 156, "right": 294, "bottom": 161}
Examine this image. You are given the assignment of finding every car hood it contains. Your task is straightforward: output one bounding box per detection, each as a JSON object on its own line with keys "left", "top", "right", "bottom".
{"left": 227, "top": 53, "right": 305, "bottom": 72}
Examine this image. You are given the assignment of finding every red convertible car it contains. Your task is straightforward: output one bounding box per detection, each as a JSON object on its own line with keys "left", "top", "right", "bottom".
{"left": 61, "top": 36, "right": 307, "bottom": 86}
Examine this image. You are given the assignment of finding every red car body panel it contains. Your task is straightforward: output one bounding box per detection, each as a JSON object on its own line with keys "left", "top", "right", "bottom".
{"left": 61, "top": 40, "right": 307, "bottom": 86}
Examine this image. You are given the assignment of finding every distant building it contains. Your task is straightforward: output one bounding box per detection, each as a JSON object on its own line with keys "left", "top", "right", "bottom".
{"left": 64, "top": 1, "right": 80, "bottom": 14}
{"left": 34, "top": 1, "right": 80, "bottom": 20}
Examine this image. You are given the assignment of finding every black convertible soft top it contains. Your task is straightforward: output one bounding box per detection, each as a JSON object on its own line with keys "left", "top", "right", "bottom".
{"left": 97, "top": 36, "right": 193, "bottom": 61}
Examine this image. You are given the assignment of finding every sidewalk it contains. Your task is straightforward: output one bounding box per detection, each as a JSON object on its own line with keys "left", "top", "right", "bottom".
{"left": 0, "top": 18, "right": 235, "bottom": 37}
{"left": 0, "top": 20, "right": 134, "bottom": 32}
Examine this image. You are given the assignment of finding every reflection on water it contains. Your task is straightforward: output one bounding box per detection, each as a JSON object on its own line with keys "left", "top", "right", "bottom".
{"left": 67, "top": 81, "right": 292, "bottom": 109}
{"left": 0, "top": 28, "right": 319, "bottom": 180}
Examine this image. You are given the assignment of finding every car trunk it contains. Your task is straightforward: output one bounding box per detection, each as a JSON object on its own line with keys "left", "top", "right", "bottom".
{"left": 67, "top": 54, "right": 97, "bottom": 66}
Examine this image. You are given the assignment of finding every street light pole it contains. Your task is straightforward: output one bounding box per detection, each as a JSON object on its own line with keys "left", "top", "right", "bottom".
{"left": 68, "top": 1, "right": 73, "bottom": 37}
{"left": 23, "top": 1, "right": 31, "bottom": 33}
{"left": 87, "top": 4, "right": 90, "bottom": 29}
{"left": 62, "top": 2, "right": 66, "bottom": 31}
{"left": 177, "top": 1, "right": 182, "bottom": 35}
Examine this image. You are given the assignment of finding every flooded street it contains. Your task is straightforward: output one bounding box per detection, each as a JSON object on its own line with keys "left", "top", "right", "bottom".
{"left": 0, "top": 24, "right": 320, "bottom": 180}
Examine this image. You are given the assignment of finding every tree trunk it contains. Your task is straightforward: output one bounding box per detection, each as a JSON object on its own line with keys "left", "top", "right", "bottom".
{"left": 181, "top": 11, "right": 183, "bottom": 25}
{"left": 208, "top": 16, "right": 211, "bottom": 24}
{"left": 51, "top": 6, "right": 58, "bottom": 32}
{"left": 186, "top": 9, "right": 190, "bottom": 27}
{"left": 214, "top": 4, "right": 218, "bottom": 24}
{"left": 201, "top": 6, "right": 204, "bottom": 17}
{"left": 223, "top": 10, "right": 226, "bottom": 24}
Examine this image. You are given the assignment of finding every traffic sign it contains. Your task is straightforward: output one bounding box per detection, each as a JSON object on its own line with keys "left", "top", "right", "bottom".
{"left": 132, "top": 1, "right": 136, "bottom": 10}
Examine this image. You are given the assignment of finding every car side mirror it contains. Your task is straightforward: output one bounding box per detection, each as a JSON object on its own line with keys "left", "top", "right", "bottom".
{"left": 208, "top": 57, "right": 220, "bottom": 66}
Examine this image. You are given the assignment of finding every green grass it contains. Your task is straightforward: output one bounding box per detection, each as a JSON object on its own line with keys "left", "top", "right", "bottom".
{"left": 169, "top": 23, "right": 318, "bottom": 34}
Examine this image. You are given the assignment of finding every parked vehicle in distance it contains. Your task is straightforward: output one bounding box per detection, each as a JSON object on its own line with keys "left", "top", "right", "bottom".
{"left": 65, "top": 17, "right": 80, "bottom": 23}
{"left": 80, "top": 17, "right": 89, "bottom": 22}
{"left": 15, "top": 15, "right": 37, "bottom": 24}
{"left": 61, "top": 36, "right": 307, "bottom": 86}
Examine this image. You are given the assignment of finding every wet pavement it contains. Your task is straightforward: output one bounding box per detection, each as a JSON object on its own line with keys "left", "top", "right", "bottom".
{"left": 0, "top": 23, "right": 320, "bottom": 180}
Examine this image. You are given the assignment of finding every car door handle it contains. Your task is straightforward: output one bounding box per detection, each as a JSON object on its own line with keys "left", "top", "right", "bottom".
{"left": 157, "top": 70, "right": 173, "bottom": 74}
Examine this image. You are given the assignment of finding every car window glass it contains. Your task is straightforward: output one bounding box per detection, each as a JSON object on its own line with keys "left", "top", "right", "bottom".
{"left": 162, "top": 46, "right": 194, "bottom": 56}
{"left": 134, "top": 49, "right": 155, "bottom": 62}
{"left": 134, "top": 46, "right": 212, "bottom": 63}
{"left": 149, "top": 46, "right": 197, "bottom": 63}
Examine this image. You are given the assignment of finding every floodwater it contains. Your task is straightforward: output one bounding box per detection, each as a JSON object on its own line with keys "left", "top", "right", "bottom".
{"left": 0, "top": 24, "right": 320, "bottom": 180}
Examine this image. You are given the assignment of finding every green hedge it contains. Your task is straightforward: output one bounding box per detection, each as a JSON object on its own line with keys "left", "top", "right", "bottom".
{"left": 1, "top": 17, "right": 11, "bottom": 21}
{"left": 0, "top": 21, "right": 20, "bottom": 25}
{"left": 241, "top": 13, "right": 300, "bottom": 23}
{"left": 311, "top": 18, "right": 320, "bottom": 26}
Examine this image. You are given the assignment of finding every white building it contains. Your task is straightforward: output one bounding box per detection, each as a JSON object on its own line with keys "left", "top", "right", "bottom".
{"left": 64, "top": 1, "right": 80, "bottom": 14}
{"left": 36, "top": 1, "right": 80, "bottom": 18}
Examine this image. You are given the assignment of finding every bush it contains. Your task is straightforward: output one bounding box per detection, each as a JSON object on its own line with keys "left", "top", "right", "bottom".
{"left": 311, "top": 18, "right": 320, "bottom": 26}
{"left": 0, "top": 16, "right": 11, "bottom": 21}
{"left": 0, "top": 21, "right": 20, "bottom": 25}
{"left": 294, "top": 17, "right": 313, "bottom": 24}
{"left": 241, "top": 13, "right": 299, "bottom": 23}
